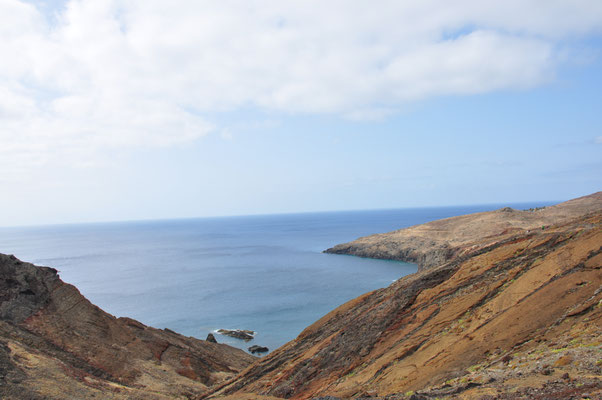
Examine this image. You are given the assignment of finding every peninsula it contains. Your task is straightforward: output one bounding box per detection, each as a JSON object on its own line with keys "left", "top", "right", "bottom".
{"left": 326, "top": 192, "right": 602, "bottom": 271}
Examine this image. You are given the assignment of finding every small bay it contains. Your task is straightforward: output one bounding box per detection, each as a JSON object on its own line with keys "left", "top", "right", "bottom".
{"left": 0, "top": 202, "right": 550, "bottom": 352}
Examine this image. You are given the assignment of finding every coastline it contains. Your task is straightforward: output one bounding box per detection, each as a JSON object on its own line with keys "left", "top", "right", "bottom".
{"left": 324, "top": 192, "right": 602, "bottom": 271}
{"left": 1, "top": 193, "right": 600, "bottom": 399}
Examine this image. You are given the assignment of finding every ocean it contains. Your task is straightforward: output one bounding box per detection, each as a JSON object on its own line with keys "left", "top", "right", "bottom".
{"left": 0, "top": 202, "right": 551, "bottom": 353}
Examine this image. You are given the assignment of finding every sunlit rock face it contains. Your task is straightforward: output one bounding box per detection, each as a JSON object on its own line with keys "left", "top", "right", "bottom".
{"left": 0, "top": 253, "right": 255, "bottom": 400}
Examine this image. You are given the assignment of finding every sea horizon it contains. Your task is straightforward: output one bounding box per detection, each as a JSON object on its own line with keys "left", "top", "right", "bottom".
{"left": 0, "top": 201, "right": 555, "bottom": 353}
{"left": 0, "top": 198, "right": 562, "bottom": 230}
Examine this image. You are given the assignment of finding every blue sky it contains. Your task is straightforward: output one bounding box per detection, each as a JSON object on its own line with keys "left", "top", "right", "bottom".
{"left": 1, "top": 1, "right": 601, "bottom": 226}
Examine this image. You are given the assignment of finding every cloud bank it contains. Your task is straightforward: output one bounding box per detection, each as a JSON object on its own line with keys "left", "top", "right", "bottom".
{"left": 1, "top": 0, "right": 602, "bottom": 171}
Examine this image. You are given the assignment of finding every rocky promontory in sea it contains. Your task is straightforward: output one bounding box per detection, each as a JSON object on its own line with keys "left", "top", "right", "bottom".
{"left": 325, "top": 191, "right": 602, "bottom": 271}
{"left": 1, "top": 192, "right": 601, "bottom": 400}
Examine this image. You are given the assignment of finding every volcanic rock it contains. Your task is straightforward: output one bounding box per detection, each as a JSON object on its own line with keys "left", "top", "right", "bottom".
{"left": 248, "top": 345, "right": 269, "bottom": 354}
{"left": 0, "top": 254, "right": 255, "bottom": 399}
{"left": 208, "top": 195, "right": 602, "bottom": 400}
{"left": 217, "top": 329, "right": 255, "bottom": 341}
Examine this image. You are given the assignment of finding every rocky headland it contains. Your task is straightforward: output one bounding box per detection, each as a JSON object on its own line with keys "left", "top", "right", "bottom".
{"left": 1, "top": 192, "right": 601, "bottom": 400}
{"left": 325, "top": 192, "right": 602, "bottom": 271}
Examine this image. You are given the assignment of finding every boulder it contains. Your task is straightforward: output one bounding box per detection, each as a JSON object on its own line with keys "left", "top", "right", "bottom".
{"left": 217, "top": 329, "right": 255, "bottom": 341}
{"left": 206, "top": 333, "right": 217, "bottom": 343}
{"left": 248, "top": 345, "right": 269, "bottom": 354}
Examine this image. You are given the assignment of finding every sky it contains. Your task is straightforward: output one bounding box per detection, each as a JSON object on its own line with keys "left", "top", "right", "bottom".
{"left": 1, "top": 0, "right": 601, "bottom": 227}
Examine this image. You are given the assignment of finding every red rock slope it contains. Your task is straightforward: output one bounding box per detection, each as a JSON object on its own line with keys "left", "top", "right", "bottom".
{"left": 209, "top": 206, "right": 602, "bottom": 399}
{"left": 0, "top": 254, "right": 255, "bottom": 399}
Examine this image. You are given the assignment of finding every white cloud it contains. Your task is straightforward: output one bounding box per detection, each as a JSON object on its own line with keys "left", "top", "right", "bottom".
{"left": 1, "top": 0, "right": 602, "bottom": 175}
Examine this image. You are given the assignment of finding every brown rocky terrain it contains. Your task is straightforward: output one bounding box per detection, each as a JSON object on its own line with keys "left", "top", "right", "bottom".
{"left": 1, "top": 192, "right": 601, "bottom": 400}
{"left": 0, "top": 254, "right": 255, "bottom": 399}
{"left": 325, "top": 192, "right": 602, "bottom": 271}
{"left": 206, "top": 197, "right": 602, "bottom": 400}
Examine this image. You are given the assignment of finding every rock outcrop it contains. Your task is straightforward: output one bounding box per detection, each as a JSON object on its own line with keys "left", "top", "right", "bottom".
{"left": 0, "top": 254, "right": 255, "bottom": 399}
{"left": 208, "top": 207, "right": 602, "bottom": 399}
{"left": 248, "top": 345, "right": 269, "bottom": 354}
{"left": 218, "top": 329, "right": 255, "bottom": 341}
{"left": 325, "top": 192, "right": 602, "bottom": 271}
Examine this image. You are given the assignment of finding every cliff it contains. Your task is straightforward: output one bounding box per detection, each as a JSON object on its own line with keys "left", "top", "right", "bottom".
{"left": 325, "top": 192, "right": 602, "bottom": 271}
{"left": 208, "top": 204, "right": 602, "bottom": 399}
{"left": 0, "top": 254, "right": 255, "bottom": 399}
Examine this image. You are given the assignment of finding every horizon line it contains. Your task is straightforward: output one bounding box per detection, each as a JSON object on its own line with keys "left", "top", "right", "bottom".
{"left": 0, "top": 198, "right": 562, "bottom": 230}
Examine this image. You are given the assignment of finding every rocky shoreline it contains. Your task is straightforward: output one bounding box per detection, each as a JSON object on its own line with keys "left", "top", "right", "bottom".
{"left": 214, "top": 329, "right": 270, "bottom": 355}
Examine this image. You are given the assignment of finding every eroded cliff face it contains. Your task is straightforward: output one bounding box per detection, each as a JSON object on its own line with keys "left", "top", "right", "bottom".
{"left": 325, "top": 192, "right": 602, "bottom": 271}
{"left": 0, "top": 254, "right": 255, "bottom": 399}
{"left": 209, "top": 211, "right": 602, "bottom": 400}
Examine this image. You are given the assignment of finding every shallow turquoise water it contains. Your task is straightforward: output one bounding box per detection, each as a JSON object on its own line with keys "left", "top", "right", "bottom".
{"left": 0, "top": 202, "right": 550, "bottom": 353}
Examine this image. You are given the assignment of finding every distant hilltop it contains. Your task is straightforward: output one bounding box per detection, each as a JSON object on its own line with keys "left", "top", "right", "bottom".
{"left": 325, "top": 191, "right": 602, "bottom": 271}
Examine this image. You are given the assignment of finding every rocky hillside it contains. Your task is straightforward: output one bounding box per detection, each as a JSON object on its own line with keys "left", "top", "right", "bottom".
{"left": 325, "top": 192, "right": 602, "bottom": 271}
{"left": 207, "top": 208, "right": 601, "bottom": 399}
{"left": 1, "top": 192, "right": 600, "bottom": 400}
{"left": 0, "top": 254, "right": 255, "bottom": 399}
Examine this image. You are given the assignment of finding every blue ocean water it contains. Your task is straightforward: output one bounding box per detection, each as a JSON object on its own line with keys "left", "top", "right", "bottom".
{"left": 0, "top": 202, "right": 551, "bottom": 353}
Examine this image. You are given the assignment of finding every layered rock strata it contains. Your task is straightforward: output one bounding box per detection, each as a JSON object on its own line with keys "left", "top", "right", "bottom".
{"left": 0, "top": 254, "right": 255, "bottom": 399}
{"left": 208, "top": 210, "right": 602, "bottom": 399}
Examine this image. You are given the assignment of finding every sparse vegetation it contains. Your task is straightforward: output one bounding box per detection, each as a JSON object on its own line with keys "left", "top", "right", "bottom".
{"left": 523, "top": 206, "right": 547, "bottom": 212}
{"left": 467, "top": 364, "right": 482, "bottom": 373}
{"left": 551, "top": 348, "right": 566, "bottom": 353}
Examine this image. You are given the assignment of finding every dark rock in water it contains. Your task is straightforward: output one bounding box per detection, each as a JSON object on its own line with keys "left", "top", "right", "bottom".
{"left": 206, "top": 333, "right": 217, "bottom": 343}
{"left": 217, "top": 329, "right": 255, "bottom": 341}
{"left": 248, "top": 345, "right": 268, "bottom": 354}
